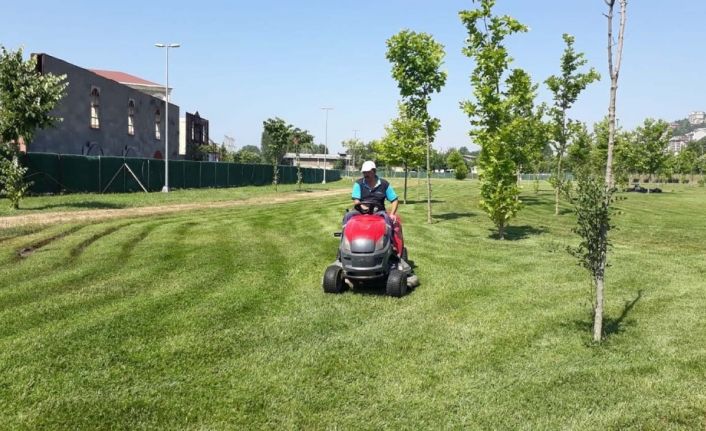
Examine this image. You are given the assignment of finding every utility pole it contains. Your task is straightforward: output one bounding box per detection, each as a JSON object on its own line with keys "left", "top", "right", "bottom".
{"left": 351, "top": 129, "right": 360, "bottom": 176}
{"left": 321, "top": 107, "right": 333, "bottom": 183}
{"left": 155, "top": 42, "right": 180, "bottom": 192}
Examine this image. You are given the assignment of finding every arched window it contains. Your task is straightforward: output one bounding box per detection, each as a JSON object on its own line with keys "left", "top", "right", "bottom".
{"left": 127, "top": 100, "right": 135, "bottom": 135}
{"left": 154, "top": 109, "right": 161, "bottom": 140}
{"left": 90, "top": 88, "right": 100, "bottom": 129}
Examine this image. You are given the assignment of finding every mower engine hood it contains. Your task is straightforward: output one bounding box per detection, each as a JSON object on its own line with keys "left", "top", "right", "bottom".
{"left": 343, "top": 215, "right": 388, "bottom": 253}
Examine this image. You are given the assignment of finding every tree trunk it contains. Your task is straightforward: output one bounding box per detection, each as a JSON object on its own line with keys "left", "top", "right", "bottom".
{"left": 417, "top": 166, "right": 421, "bottom": 201}
{"left": 403, "top": 163, "right": 408, "bottom": 204}
{"left": 273, "top": 162, "right": 278, "bottom": 191}
{"left": 555, "top": 154, "right": 563, "bottom": 216}
{"left": 498, "top": 222, "right": 505, "bottom": 240}
{"left": 534, "top": 167, "right": 540, "bottom": 194}
{"left": 426, "top": 129, "right": 432, "bottom": 224}
{"left": 605, "top": 81, "right": 617, "bottom": 189}
{"left": 605, "top": 0, "right": 627, "bottom": 190}
{"left": 594, "top": 0, "right": 626, "bottom": 343}
{"left": 593, "top": 273, "right": 605, "bottom": 342}
{"left": 296, "top": 154, "right": 301, "bottom": 191}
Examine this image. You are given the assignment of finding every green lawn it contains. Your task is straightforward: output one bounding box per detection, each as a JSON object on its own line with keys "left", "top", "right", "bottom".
{"left": 0, "top": 180, "right": 704, "bottom": 429}
{"left": 0, "top": 180, "right": 351, "bottom": 217}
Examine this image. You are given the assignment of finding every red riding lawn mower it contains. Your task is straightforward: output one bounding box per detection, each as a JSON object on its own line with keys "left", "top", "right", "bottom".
{"left": 322, "top": 201, "right": 419, "bottom": 297}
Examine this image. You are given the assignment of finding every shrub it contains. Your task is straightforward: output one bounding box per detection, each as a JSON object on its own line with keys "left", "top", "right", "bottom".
{"left": 454, "top": 163, "right": 468, "bottom": 180}
{"left": 0, "top": 147, "right": 32, "bottom": 209}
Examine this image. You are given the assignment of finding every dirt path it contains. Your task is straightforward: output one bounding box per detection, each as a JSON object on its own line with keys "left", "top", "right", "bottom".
{"left": 0, "top": 189, "right": 350, "bottom": 228}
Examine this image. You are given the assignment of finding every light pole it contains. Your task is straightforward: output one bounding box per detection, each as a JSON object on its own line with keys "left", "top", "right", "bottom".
{"left": 321, "top": 107, "right": 333, "bottom": 184}
{"left": 155, "top": 42, "right": 180, "bottom": 192}
{"left": 350, "top": 129, "right": 360, "bottom": 177}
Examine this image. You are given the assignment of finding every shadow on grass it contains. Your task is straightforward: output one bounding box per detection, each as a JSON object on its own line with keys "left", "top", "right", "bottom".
{"left": 568, "top": 290, "right": 643, "bottom": 338}
{"left": 521, "top": 195, "right": 573, "bottom": 214}
{"left": 351, "top": 280, "right": 392, "bottom": 297}
{"left": 435, "top": 212, "right": 475, "bottom": 221}
{"left": 604, "top": 290, "right": 643, "bottom": 336}
{"left": 488, "top": 225, "right": 547, "bottom": 241}
{"left": 402, "top": 199, "right": 445, "bottom": 205}
{"left": 349, "top": 259, "right": 419, "bottom": 297}
{"left": 521, "top": 195, "right": 551, "bottom": 206}
{"left": 26, "top": 201, "right": 127, "bottom": 211}
{"left": 351, "top": 281, "right": 419, "bottom": 298}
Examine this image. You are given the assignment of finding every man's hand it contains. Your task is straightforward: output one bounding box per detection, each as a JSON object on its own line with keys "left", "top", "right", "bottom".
{"left": 389, "top": 213, "right": 398, "bottom": 224}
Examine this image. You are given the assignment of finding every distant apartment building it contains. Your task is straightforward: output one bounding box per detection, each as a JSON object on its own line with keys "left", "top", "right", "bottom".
{"left": 282, "top": 153, "right": 350, "bottom": 170}
{"left": 688, "top": 111, "right": 706, "bottom": 125}
{"left": 179, "top": 111, "right": 210, "bottom": 160}
{"left": 669, "top": 135, "right": 690, "bottom": 154}
{"left": 29, "top": 53, "right": 179, "bottom": 158}
{"left": 689, "top": 128, "right": 706, "bottom": 142}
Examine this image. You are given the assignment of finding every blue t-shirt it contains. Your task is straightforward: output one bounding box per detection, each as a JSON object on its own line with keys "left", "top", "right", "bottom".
{"left": 351, "top": 176, "right": 398, "bottom": 202}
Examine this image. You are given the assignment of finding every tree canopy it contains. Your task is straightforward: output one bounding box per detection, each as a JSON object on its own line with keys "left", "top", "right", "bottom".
{"left": 0, "top": 46, "right": 67, "bottom": 146}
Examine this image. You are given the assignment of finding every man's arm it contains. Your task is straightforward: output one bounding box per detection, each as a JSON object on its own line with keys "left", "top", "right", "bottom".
{"left": 351, "top": 182, "right": 361, "bottom": 207}
{"left": 385, "top": 183, "right": 399, "bottom": 221}
{"left": 389, "top": 199, "right": 399, "bottom": 221}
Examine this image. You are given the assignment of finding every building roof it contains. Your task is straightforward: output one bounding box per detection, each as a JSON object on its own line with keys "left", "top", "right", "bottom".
{"left": 90, "top": 69, "right": 161, "bottom": 87}
{"left": 284, "top": 153, "right": 350, "bottom": 160}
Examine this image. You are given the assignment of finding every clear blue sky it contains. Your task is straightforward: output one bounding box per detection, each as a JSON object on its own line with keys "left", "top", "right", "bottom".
{"left": 3, "top": 1, "right": 705, "bottom": 153}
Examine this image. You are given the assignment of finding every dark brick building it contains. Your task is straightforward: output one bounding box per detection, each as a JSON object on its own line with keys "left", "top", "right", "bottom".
{"left": 30, "top": 53, "right": 179, "bottom": 159}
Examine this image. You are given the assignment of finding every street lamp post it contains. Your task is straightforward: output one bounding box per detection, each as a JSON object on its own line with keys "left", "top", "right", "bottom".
{"left": 155, "top": 43, "right": 180, "bottom": 192}
{"left": 351, "top": 129, "right": 359, "bottom": 177}
{"left": 321, "top": 107, "right": 333, "bottom": 184}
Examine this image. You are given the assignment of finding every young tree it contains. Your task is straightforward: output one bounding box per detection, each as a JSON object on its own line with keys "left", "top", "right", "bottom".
{"left": 447, "top": 149, "right": 469, "bottom": 180}
{"left": 375, "top": 104, "right": 426, "bottom": 203}
{"left": 566, "top": 122, "right": 594, "bottom": 177}
{"left": 568, "top": 174, "right": 615, "bottom": 341}
{"left": 674, "top": 148, "right": 697, "bottom": 183}
{"left": 590, "top": 117, "right": 631, "bottom": 184}
{"left": 632, "top": 118, "right": 670, "bottom": 189}
{"left": 290, "top": 127, "right": 314, "bottom": 190}
{"left": 429, "top": 148, "right": 447, "bottom": 171}
{"left": 571, "top": 0, "right": 627, "bottom": 343}
{"left": 0, "top": 46, "right": 67, "bottom": 209}
{"left": 342, "top": 138, "right": 366, "bottom": 171}
{"left": 234, "top": 147, "right": 262, "bottom": 164}
{"left": 503, "top": 69, "right": 548, "bottom": 184}
{"left": 261, "top": 118, "right": 293, "bottom": 190}
{"left": 0, "top": 148, "right": 31, "bottom": 209}
{"left": 546, "top": 34, "right": 600, "bottom": 215}
{"left": 386, "top": 30, "right": 447, "bottom": 223}
{"left": 459, "top": 0, "right": 528, "bottom": 239}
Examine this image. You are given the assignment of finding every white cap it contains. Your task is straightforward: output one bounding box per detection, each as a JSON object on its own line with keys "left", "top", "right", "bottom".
{"left": 361, "top": 161, "right": 376, "bottom": 172}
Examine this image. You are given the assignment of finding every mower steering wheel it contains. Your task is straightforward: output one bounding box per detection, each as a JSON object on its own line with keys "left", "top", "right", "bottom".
{"left": 354, "top": 201, "right": 381, "bottom": 215}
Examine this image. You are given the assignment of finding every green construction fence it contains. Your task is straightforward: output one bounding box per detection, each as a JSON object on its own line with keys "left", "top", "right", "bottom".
{"left": 20, "top": 153, "right": 340, "bottom": 194}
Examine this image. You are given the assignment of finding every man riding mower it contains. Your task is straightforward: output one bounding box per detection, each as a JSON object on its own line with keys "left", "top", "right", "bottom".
{"left": 322, "top": 161, "right": 418, "bottom": 297}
